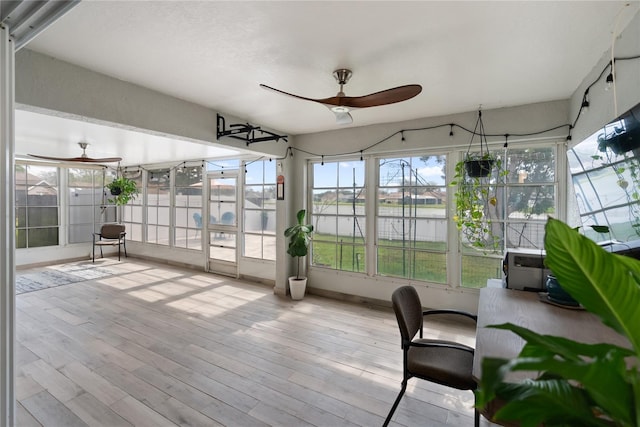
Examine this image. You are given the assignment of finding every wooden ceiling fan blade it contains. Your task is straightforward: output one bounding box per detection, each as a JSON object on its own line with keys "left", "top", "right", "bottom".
{"left": 338, "top": 84, "right": 422, "bottom": 108}
{"left": 259, "top": 84, "right": 324, "bottom": 103}
{"left": 28, "top": 154, "right": 122, "bottom": 163}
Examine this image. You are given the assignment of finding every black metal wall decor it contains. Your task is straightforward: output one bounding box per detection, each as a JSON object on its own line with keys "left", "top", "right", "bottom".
{"left": 216, "top": 114, "right": 287, "bottom": 146}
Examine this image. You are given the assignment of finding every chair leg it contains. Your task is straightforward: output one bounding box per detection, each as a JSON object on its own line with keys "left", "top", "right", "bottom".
{"left": 92, "top": 241, "right": 95, "bottom": 263}
{"left": 383, "top": 380, "right": 407, "bottom": 427}
{"left": 118, "top": 242, "right": 121, "bottom": 261}
{"left": 475, "top": 407, "right": 480, "bottom": 427}
{"left": 123, "top": 239, "right": 127, "bottom": 258}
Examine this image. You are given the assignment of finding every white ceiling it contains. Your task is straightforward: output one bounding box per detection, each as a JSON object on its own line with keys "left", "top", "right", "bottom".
{"left": 16, "top": 1, "right": 640, "bottom": 165}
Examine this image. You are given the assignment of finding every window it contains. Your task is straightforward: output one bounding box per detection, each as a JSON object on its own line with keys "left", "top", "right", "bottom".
{"left": 15, "top": 164, "right": 59, "bottom": 248}
{"left": 243, "top": 160, "right": 276, "bottom": 260}
{"left": 68, "top": 168, "right": 116, "bottom": 243}
{"left": 146, "top": 168, "right": 170, "bottom": 245}
{"left": 121, "top": 170, "right": 144, "bottom": 242}
{"left": 460, "top": 146, "right": 557, "bottom": 288}
{"left": 174, "top": 166, "right": 203, "bottom": 250}
{"left": 569, "top": 128, "right": 640, "bottom": 242}
{"left": 378, "top": 156, "right": 447, "bottom": 282}
{"left": 311, "top": 160, "right": 366, "bottom": 272}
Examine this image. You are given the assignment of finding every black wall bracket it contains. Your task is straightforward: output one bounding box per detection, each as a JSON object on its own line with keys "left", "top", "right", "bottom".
{"left": 216, "top": 114, "right": 287, "bottom": 146}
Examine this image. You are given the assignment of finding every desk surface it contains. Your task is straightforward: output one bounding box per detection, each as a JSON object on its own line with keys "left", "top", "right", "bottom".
{"left": 473, "top": 288, "right": 630, "bottom": 382}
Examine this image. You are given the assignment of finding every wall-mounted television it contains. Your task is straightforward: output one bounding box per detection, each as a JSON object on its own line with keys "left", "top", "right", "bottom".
{"left": 567, "top": 101, "right": 640, "bottom": 245}
{"left": 596, "top": 103, "right": 640, "bottom": 155}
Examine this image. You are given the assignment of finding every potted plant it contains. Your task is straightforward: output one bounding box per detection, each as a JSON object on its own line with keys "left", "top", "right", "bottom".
{"left": 106, "top": 175, "right": 139, "bottom": 206}
{"left": 284, "top": 209, "right": 314, "bottom": 300}
{"left": 451, "top": 156, "right": 505, "bottom": 251}
{"left": 476, "top": 218, "right": 640, "bottom": 426}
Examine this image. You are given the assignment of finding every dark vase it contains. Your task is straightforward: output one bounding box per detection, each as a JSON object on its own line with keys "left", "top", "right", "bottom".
{"left": 465, "top": 159, "right": 494, "bottom": 177}
{"left": 110, "top": 186, "right": 122, "bottom": 196}
{"left": 545, "top": 275, "right": 579, "bottom": 307}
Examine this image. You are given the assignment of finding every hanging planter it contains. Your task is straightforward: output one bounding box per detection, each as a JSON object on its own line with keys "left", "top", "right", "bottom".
{"left": 451, "top": 108, "right": 504, "bottom": 251}
{"left": 462, "top": 108, "right": 496, "bottom": 177}
{"left": 106, "top": 174, "right": 139, "bottom": 206}
{"left": 464, "top": 158, "right": 494, "bottom": 177}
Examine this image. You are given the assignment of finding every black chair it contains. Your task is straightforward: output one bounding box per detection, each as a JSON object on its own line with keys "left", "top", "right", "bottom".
{"left": 384, "top": 285, "right": 479, "bottom": 427}
{"left": 92, "top": 223, "right": 127, "bottom": 262}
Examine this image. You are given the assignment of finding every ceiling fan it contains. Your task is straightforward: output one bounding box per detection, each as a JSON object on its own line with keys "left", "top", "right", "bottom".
{"left": 260, "top": 69, "right": 422, "bottom": 125}
{"left": 28, "top": 142, "right": 122, "bottom": 163}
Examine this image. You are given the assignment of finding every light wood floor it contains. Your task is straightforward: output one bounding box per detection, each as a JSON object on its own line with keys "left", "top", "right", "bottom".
{"left": 16, "top": 258, "right": 492, "bottom": 427}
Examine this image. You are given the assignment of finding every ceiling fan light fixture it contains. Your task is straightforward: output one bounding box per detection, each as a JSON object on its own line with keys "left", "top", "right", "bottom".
{"left": 331, "top": 106, "right": 350, "bottom": 113}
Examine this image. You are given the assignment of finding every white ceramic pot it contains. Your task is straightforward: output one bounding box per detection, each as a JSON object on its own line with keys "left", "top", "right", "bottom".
{"left": 288, "top": 276, "right": 307, "bottom": 300}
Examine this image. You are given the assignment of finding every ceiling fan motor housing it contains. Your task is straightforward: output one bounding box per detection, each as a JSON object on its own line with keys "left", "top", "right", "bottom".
{"left": 333, "top": 69, "right": 352, "bottom": 85}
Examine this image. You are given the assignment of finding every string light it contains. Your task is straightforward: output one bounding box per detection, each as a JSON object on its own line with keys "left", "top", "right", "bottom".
{"left": 605, "top": 71, "right": 614, "bottom": 90}
{"left": 581, "top": 89, "right": 590, "bottom": 112}
{"left": 110, "top": 51, "right": 637, "bottom": 171}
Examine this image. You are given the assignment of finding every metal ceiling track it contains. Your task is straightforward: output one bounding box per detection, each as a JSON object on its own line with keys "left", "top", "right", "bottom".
{"left": 216, "top": 114, "right": 287, "bottom": 146}
{"left": 0, "top": 0, "right": 80, "bottom": 50}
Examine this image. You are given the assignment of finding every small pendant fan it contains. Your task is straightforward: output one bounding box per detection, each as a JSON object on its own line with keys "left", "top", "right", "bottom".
{"left": 29, "top": 142, "right": 122, "bottom": 163}
{"left": 260, "top": 69, "right": 422, "bottom": 124}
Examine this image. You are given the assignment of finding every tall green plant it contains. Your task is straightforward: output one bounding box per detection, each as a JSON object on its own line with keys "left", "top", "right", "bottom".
{"left": 284, "top": 209, "right": 314, "bottom": 280}
{"left": 476, "top": 218, "right": 640, "bottom": 427}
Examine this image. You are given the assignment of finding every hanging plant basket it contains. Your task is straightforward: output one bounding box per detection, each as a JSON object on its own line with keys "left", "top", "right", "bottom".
{"left": 106, "top": 175, "right": 139, "bottom": 206}
{"left": 598, "top": 133, "right": 640, "bottom": 155}
{"left": 451, "top": 108, "right": 504, "bottom": 252}
{"left": 464, "top": 159, "right": 494, "bottom": 177}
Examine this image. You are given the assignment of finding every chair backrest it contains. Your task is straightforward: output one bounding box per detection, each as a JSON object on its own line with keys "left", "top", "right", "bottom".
{"left": 193, "top": 212, "right": 202, "bottom": 228}
{"left": 101, "top": 223, "right": 126, "bottom": 239}
{"left": 221, "top": 211, "right": 235, "bottom": 224}
{"left": 391, "top": 286, "right": 424, "bottom": 348}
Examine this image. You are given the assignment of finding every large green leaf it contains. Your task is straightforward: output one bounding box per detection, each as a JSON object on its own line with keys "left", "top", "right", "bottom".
{"left": 544, "top": 218, "right": 640, "bottom": 357}
{"left": 491, "top": 323, "right": 634, "bottom": 361}
{"left": 503, "top": 355, "right": 634, "bottom": 423}
{"left": 493, "top": 379, "right": 610, "bottom": 427}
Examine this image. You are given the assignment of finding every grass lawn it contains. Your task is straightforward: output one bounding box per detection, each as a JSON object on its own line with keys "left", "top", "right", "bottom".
{"left": 311, "top": 233, "right": 502, "bottom": 287}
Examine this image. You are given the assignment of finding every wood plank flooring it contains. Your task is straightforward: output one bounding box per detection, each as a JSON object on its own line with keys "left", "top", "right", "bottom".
{"left": 16, "top": 259, "right": 495, "bottom": 427}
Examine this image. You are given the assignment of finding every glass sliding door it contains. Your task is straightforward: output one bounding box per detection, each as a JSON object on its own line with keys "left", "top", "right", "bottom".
{"left": 207, "top": 173, "right": 238, "bottom": 276}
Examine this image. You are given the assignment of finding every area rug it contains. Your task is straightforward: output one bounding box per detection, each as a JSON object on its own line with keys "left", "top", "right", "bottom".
{"left": 16, "top": 261, "right": 119, "bottom": 295}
